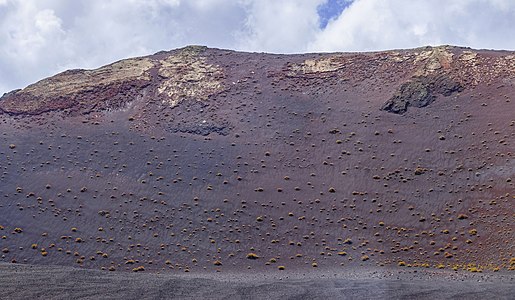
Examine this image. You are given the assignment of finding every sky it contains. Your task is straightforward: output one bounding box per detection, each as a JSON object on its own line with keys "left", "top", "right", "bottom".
{"left": 1, "top": 0, "right": 515, "bottom": 95}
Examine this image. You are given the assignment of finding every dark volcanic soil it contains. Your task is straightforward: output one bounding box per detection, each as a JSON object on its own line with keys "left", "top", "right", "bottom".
{"left": 0, "top": 46, "right": 514, "bottom": 279}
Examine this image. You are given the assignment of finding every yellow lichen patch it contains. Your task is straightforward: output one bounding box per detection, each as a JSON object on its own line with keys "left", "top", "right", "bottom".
{"left": 459, "top": 51, "right": 478, "bottom": 62}
{"left": 23, "top": 58, "right": 154, "bottom": 98}
{"left": 157, "top": 47, "right": 224, "bottom": 107}
{"left": 299, "top": 57, "right": 344, "bottom": 73}
{"left": 286, "top": 55, "right": 349, "bottom": 77}
{"left": 388, "top": 51, "right": 411, "bottom": 63}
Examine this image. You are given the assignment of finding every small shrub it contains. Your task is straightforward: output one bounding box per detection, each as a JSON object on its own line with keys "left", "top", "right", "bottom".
{"left": 132, "top": 266, "right": 145, "bottom": 272}
{"left": 414, "top": 167, "right": 426, "bottom": 175}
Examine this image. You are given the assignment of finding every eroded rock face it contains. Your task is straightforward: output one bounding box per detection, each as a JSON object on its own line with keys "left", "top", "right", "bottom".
{"left": 0, "top": 46, "right": 225, "bottom": 115}
{"left": 287, "top": 56, "right": 346, "bottom": 75}
{"left": 0, "top": 58, "right": 154, "bottom": 115}
{"left": 382, "top": 75, "right": 463, "bottom": 114}
{"left": 1, "top": 45, "right": 513, "bottom": 118}
{"left": 157, "top": 46, "right": 225, "bottom": 107}
{"left": 380, "top": 46, "right": 488, "bottom": 114}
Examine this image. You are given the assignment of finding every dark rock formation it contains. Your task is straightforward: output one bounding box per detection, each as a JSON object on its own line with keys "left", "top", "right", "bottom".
{"left": 382, "top": 75, "right": 464, "bottom": 114}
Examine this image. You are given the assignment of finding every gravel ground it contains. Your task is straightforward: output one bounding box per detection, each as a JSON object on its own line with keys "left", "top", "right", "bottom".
{"left": 1, "top": 263, "right": 514, "bottom": 300}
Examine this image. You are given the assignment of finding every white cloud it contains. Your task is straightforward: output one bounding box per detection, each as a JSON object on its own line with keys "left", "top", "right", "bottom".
{"left": 0, "top": 0, "right": 251, "bottom": 95}
{"left": 237, "top": 0, "right": 324, "bottom": 53}
{"left": 0, "top": 0, "right": 514, "bottom": 95}
{"left": 308, "top": 0, "right": 515, "bottom": 52}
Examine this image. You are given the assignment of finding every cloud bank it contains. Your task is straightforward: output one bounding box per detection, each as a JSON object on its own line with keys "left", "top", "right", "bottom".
{"left": 1, "top": 0, "right": 514, "bottom": 94}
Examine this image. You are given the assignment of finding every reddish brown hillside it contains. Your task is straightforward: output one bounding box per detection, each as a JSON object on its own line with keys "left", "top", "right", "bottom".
{"left": 0, "top": 45, "right": 513, "bottom": 274}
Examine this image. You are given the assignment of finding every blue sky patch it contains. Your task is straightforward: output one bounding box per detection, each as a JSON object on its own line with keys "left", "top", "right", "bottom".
{"left": 318, "top": 0, "right": 353, "bottom": 29}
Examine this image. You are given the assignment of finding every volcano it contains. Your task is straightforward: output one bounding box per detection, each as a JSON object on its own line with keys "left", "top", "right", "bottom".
{"left": 0, "top": 45, "right": 513, "bottom": 280}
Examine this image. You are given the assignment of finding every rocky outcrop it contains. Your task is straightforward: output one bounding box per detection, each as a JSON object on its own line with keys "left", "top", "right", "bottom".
{"left": 0, "top": 45, "right": 513, "bottom": 125}
{"left": 0, "top": 59, "right": 153, "bottom": 115}
{"left": 381, "top": 74, "right": 463, "bottom": 114}
{"left": 0, "top": 46, "right": 225, "bottom": 115}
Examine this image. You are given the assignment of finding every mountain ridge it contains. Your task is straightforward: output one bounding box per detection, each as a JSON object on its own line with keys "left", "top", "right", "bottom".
{"left": 2, "top": 45, "right": 513, "bottom": 117}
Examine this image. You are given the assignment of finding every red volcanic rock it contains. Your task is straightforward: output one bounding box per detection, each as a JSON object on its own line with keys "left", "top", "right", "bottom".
{"left": 0, "top": 45, "right": 513, "bottom": 274}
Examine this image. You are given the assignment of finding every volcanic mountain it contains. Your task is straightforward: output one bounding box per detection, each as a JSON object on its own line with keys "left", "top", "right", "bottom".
{"left": 0, "top": 45, "right": 513, "bottom": 275}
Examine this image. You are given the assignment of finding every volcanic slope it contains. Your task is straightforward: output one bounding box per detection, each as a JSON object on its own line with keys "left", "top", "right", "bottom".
{"left": 0, "top": 45, "right": 513, "bottom": 274}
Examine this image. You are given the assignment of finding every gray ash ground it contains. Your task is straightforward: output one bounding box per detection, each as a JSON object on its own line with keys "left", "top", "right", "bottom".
{"left": 1, "top": 263, "right": 514, "bottom": 300}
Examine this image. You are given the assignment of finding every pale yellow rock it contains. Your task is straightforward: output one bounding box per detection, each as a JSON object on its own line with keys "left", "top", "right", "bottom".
{"left": 286, "top": 56, "right": 347, "bottom": 77}
{"left": 157, "top": 48, "right": 224, "bottom": 107}
{"left": 22, "top": 58, "right": 154, "bottom": 98}
{"left": 414, "top": 46, "right": 454, "bottom": 76}
{"left": 460, "top": 51, "right": 478, "bottom": 62}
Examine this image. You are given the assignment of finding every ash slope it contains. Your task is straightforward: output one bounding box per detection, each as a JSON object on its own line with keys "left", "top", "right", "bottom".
{"left": 0, "top": 46, "right": 514, "bottom": 275}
